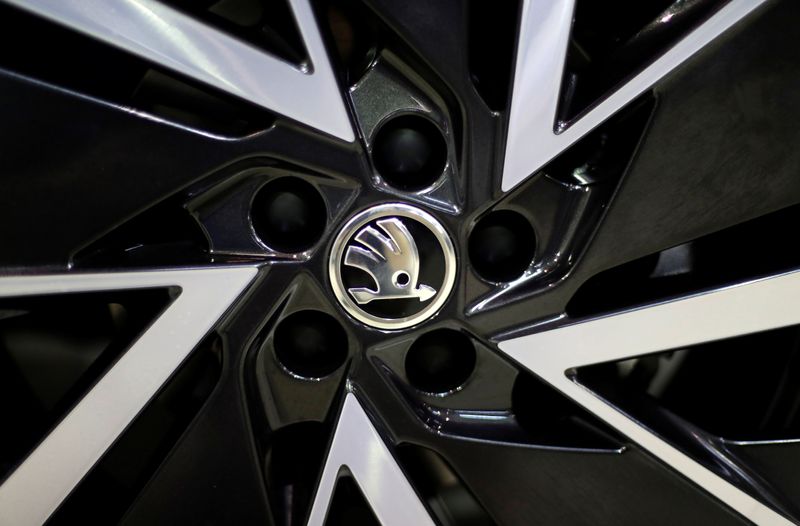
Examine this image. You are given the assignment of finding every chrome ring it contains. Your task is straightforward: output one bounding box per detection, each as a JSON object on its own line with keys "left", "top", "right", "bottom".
{"left": 329, "top": 203, "right": 457, "bottom": 330}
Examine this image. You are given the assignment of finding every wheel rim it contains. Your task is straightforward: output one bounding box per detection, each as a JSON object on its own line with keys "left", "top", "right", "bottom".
{"left": 0, "top": 0, "right": 797, "bottom": 525}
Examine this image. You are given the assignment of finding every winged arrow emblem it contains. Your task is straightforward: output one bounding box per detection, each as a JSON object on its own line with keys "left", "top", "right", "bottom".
{"left": 344, "top": 218, "right": 436, "bottom": 305}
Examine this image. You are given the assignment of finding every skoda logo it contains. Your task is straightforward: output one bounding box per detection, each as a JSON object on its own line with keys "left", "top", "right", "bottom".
{"left": 330, "top": 203, "right": 456, "bottom": 329}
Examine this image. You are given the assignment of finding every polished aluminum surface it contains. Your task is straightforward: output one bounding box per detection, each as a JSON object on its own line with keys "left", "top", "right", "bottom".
{"left": 498, "top": 270, "right": 800, "bottom": 525}
{"left": 307, "top": 392, "right": 435, "bottom": 526}
{"left": 330, "top": 203, "right": 456, "bottom": 330}
{"left": 501, "top": 0, "right": 769, "bottom": 191}
{"left": 3, "top": 0, "right": 354, "bottom": 141}
{"left": 0, "top": 267, "right": 258, "bottom": 526}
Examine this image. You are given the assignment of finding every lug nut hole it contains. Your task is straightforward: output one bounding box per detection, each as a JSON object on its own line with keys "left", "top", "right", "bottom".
{"left": 468, "top": 210, "right": 536, "bottom": 283}
{"left": 372, "top": 114, "right": 448, "bottom": 191}
{"left": 273, "top": 310, "right": 347, "bottom": 379}
{"left": 252, "top": 177, "right": 327, "bottom": 253}
{"left": 405, "top": 329, "right": 476, "bottom": 394}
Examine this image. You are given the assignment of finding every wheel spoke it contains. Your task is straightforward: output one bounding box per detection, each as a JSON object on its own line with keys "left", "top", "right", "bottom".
{"left": 502, "top": 0, "right": 768, "bottom": 191}
{"left": 498, "top": 270, "right": 800, "bottom": 524}
{"left": 0, "top": 0, "right": 793, "bottom": 523}
{"left": 3, "top": 0, "right": 353, "bottom": 141}
{"left": 0, "top": 267, "right": 257, "bottom": 526}
{"left": 307, "top": 393, "right": 435, "bottom": 526}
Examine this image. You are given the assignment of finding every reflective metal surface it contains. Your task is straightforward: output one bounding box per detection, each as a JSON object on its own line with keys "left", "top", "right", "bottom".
{"left": 349, "top": 54, "right": 463, "bottom": 214}
{"left": 2, "top": 0, "right": 354, "bottom": 141}
{"left": 0, "top": 0, "right": 794, "bottom": 523}
{"left": 344, "top": 218, "right": 437, "bottom": 304}
{"left": 498, "top": 270, "right": 800, "bottom": 525}
{"left": 306, "top": 392, "right": 435, "bottom": 526}
{"left": 0, "top": 267, "right": 258, "bottom": 526}
{"left": 330, "top": 203, "right": 456, "bottom": 330}
{"left": 501, "top": 0, "right": 768, "bottom": 191}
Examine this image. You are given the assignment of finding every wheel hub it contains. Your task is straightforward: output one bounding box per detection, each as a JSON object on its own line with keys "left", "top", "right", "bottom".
{"left": 329, "top": 203, "right": 457, "bottom": 330}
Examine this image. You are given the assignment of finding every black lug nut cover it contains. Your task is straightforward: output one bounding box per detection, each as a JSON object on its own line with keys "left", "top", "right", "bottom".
{"left": 469, "top": 210, "right": 536, "bottom": 282}
{"left": 273, "top": 310, "right": 348, "bottom": 379}
{"left": 405, "top": 329, "right": 476, "bottom": 394}
{"left": 372, "top": 114, "right": 447, "bottom": 191}
{"left": 252, "top": 177, "right": 326, "bottom": 253}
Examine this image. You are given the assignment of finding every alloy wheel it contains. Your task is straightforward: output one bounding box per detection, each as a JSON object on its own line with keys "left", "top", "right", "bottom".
{"left": 0, "top": 0, "right": 799, "bottom": 525}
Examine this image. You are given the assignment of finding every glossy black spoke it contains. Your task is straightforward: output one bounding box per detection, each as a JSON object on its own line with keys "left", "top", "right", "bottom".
{"left": 333, "top": 0, "right": 509, "bottom": 206}
{"left": 470, "top": 0, "right": 800, "bottom": 337}
{"left": 571, "top": 0, "right": 800, "bottom": 288}
{"left": 0, "top": 69, "right": 365, "bottom": 269}
{"left": 352, "top": 340, "right": 748, "bottom": 525}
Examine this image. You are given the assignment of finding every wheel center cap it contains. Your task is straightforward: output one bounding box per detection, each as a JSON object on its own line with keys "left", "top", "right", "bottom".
{"left": 329, "top": 203, "right": 456, "bottom": 329}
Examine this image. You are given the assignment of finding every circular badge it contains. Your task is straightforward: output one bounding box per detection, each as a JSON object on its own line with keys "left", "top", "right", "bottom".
{"left": 329, "top": 203, "right": 456, "bottom": 330}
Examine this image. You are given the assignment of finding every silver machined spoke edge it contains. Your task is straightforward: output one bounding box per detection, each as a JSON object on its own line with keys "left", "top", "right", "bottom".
{"left": 0, "top": 266, "right": 258, "bottom": 526}
{"left": 502, "top": 0, "right": 769, "bottom": 191}
{"left": 1, "top": 0, "right": 354, "bottom": 141}
{"left": 498, "top": 270, "right": 800, "bottom": 525}
{"left": 307, "top": 392, "right": 435, "bottom": 526}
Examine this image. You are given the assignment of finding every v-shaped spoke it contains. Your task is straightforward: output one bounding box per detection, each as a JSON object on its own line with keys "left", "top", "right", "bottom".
{"left": 502, "top": 0, "right": 768, "bottom": 191}
{"left": 0, "top": 267, "right": 257, "bottom": 526}
{"left": 499, "top": 270, "right": 800, "bottom": 525}
{"left": 4, "top": 0, "right": 353, "bottom": 141}
{"left": 307, "top": 393, "right": 434, "bottom": 526}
